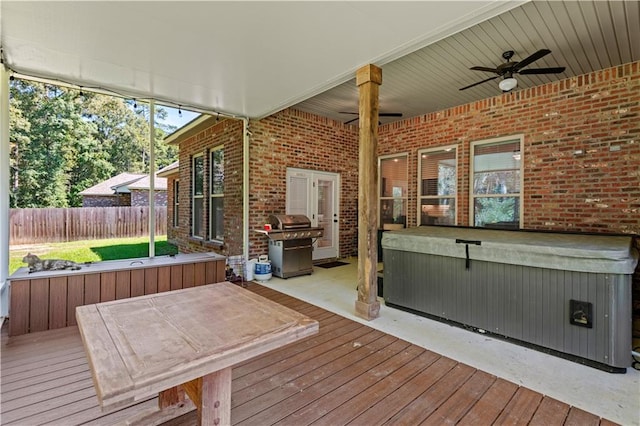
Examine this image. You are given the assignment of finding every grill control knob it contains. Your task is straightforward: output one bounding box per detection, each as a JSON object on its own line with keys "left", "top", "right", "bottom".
{"left": 285, "top": 233, "right": 291, "bottom": 239}
{"left": 293, "top": 232, "right": 298, "bottom": 238}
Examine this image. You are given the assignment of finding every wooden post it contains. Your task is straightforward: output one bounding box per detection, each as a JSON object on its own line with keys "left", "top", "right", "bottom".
{"left": 355, "top": 64, "right": 381, "bottom": 321}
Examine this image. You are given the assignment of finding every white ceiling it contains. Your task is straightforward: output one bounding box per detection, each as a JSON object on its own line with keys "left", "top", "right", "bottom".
{"left": 2, "top": 1, "right": 638, "bottom": 125}
{"left": 1, "top": 1, "right": 523, "bottom": 119}
{"left": 297, "top": 0, "right": 640, "bottom": 124}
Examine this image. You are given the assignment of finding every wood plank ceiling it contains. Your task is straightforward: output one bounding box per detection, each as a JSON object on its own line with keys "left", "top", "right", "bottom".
{"left": 294, "top": 0, "right": 640, "bottom": 125}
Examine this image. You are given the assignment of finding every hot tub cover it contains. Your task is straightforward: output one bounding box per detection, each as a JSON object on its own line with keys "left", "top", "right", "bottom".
{"left": 381, "top": 226, "right": 638, "bottom": 274}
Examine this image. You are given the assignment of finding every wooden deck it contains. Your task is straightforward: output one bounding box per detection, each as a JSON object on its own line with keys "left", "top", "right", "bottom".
{"left": 1, "top": 283, "right": 617, "bottom": 425}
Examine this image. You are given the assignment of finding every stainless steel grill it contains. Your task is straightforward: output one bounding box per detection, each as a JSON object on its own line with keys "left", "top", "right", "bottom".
{"left": 255, "top": 214, "right": 323, "bottom": 278}
{"left": 265, "top": 214, "right": 323, "bottom": 240}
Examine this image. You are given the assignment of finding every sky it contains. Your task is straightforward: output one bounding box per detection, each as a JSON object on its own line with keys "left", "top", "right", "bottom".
{"left": 158, "top": 105, "right": 200, "bottom": 130}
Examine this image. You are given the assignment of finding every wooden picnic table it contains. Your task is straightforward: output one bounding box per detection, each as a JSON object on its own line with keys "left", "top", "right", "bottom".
{"left": 76, "top": 281, "right": 319, "bottom": 425}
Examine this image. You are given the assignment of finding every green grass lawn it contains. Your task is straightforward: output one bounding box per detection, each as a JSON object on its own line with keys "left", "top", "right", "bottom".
{"left": 9, "top": 236, "right": 178, "bottom": 274}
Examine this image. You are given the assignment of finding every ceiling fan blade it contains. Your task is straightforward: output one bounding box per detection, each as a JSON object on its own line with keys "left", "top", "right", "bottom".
{"left": 459, "top": 75, "right": 499, "bottom": 91}
{"left": 470, "top": 66, "right": 500, "bottom": 74}
{"left": 380, "top": 113, "right": 403, "bottom": 117}
{"left": 513, "top": 49, "right": 551, "bottom": 71}
{"left": 343, "top": 118, "right": 390, "bottom": 125}
{"left": 339, "top": 111, "right": 359, "bottom": 115}
{"left": 519, "top": 67, "right": 566, "bottom": 75}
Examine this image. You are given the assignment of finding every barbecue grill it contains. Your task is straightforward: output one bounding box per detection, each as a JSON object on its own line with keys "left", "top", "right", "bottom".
{"left": 255, "top": 214, "right": 323, "bottom": 278}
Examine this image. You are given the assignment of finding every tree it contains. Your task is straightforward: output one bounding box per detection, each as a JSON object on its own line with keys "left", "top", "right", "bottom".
{"left": 9, "top": 78, "right": 178, "bottom": 207}
{"left": 10, "top": 81, "right": 82, "bottom": 207}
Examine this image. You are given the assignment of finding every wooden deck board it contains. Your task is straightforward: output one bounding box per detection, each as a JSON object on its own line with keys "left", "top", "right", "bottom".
{"left": 1, "top": 282, "right": 615, "bottom": 426}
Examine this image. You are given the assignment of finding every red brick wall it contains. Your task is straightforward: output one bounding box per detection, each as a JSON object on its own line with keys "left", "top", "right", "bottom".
{"left": 166, "top": 175, "right": 178, "bottom": 243}
{"left": 379, "top": 61, "right": 640, "bottom": 236}
{"left": 130, "top": 189, "right": 167, "bottom": 207}
{"left": 175, "top": 119, "right": 244, "bottom": 255}
{"left": 247, "top": 109, "right": 359, "bottom": 258}
{"left": 82, "top": 194, "right": 130, "bottom": 207}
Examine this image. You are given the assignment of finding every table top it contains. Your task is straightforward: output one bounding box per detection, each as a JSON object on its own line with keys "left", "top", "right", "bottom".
{"left": 76, "top": 282, "right": 318, "bottom": 411}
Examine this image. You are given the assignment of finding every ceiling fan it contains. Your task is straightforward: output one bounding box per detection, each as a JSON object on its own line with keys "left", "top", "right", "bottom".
{"left": 340, "top": 111, "right": 403, "bottom": 125}
{"left": 459, "top": 49, "right": 565, "bottom": 92}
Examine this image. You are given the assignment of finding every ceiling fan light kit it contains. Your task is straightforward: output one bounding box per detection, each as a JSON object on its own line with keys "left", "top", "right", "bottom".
{"left": 460, "top": 49, "right": 565, "bottom": 92}
{"left": 499, "top": 77, "right": 518, "bottom": 91}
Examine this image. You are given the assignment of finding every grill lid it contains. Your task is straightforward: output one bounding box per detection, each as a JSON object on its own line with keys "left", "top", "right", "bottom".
{"left": 269, "top": 214, "right": 311, "bottom": 230}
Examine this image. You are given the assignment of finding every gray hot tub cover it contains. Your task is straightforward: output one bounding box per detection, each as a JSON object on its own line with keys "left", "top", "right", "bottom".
{"left": 381, "top": 226, "right": 638, "bottom": 274}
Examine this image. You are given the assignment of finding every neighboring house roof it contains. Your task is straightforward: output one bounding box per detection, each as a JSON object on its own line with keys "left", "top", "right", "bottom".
{"left": 127, "top": 174, "right": 168, "bottom": 191}
{"left": 157, "top": 161, "right": 179, "bottom": 178}
{"left": 79, "top": 173, "right": 146, "bottom": 196}
{"left": 80, "top": 172, "right": 166, "bottom": 196}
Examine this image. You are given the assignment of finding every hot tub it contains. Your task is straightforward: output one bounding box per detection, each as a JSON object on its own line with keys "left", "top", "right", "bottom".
{"left": 382, "top": 226, "right": 638, "bottom": 372}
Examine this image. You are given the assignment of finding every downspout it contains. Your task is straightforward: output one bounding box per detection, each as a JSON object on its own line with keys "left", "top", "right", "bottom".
{"left": 242, "top": 118, "right": 250, "bottom": 261}
{"left": 148, "top": 100, "right": 155, "bottom": 258}
{"left": 0, "top": 64, "right": 10, "bottom": 320}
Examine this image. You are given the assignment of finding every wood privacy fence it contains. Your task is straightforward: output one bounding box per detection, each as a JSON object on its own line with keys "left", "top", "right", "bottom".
{"left": 9, "top": 207, "right": 167, "bottom": 244}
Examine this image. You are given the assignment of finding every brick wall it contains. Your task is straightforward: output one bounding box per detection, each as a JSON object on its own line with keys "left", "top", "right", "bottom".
{"left": 171, "top": 109, "right": 358, "bottom": 259}
{"left": 171, "top": 61, "right": 638, "bottom": 257}
{"left": 166, "top": 175, "right": 178, "bottom": 244}
{"left": 82, "top": 194, "right": 130, "bottom": 207}
{"left": 175, "top": 119, "right": 244, "bottom": 256}
{"left": 379, "top": 61, "right": 640, "bottom": 236}
{"left": 247, "top": 108, "right": 359, "bottom": 258}
{"left": 130, "top": 189, "right": 167, "bottom": 207}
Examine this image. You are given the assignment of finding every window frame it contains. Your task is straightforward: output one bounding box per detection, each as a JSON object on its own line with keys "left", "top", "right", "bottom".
{"left": 191, "top": 153, "right": 205, "bottom": 239}
{"left": 209, "top": 145, "right": 224, "bottom": 242}
{"left": 417, "top": 144, "right": 457, "bottom": 226}
{"left": 378, "top": 152, "right": 409, "bottom": 228}
{"left": 469, "top": 135, "right": 524, "bottom": 228}
{"left": 173, "top": 179, "right": 179, "bottom": 228}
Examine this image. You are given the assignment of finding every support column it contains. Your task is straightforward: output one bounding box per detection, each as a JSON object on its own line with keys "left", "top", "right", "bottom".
{"left": 0, "top": 65, "right": 9, "bottom": 319}
{"left": 355, "top": 64, "right": 381, "bottom": 321}
{"left": 242, "top": 118, "right": 250, "bottom": 261}
{"left": 148, "top": 100, "right": 156, "bottom": 258}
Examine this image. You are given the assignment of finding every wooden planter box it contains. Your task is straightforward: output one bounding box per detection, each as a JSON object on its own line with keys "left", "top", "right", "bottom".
{"left": 8, "top": 252, "right": 226, "bottom": 336}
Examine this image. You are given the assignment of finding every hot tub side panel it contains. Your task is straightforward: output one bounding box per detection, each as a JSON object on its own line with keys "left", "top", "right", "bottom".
{"left": 383, "top": 248, "right": 632, "bottom": 370}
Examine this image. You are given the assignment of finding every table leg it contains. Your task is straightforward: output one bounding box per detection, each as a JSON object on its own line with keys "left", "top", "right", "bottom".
{"left": 182, "top": 367, "right": 232, "bottom": 426}
{"left": 159, "top": 385, "right": 186, "bottom": 409}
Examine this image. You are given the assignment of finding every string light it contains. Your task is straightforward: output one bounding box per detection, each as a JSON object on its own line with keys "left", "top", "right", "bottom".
{"left": 7, "top": 66, "right": 239, "bottom": 122}
{"left": 178, "top": 106, "right": 182, "bottom": 117}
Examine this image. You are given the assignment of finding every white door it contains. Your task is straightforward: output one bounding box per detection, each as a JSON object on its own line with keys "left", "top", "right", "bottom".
{"left": 286, "top": 168, "right": 340, "bottom": 261}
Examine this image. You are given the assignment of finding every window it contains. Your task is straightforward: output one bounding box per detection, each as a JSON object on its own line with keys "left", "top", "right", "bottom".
{"left": 418, "top": 146, "right": 456, "bottom": 225}
{"left": 173, "top": 179, "right": 179, "bottom": 227}
{"left": 470, "top": 136, "right": 523, "bottom": 228}
{"left": 192, "top": 154, "right": 205, "bottom": 238}
{"left": 209, "top": 146, "right": 224, "bottom": 241}
{"left": 379, "top": 154, "right": 408, "bottom": 228}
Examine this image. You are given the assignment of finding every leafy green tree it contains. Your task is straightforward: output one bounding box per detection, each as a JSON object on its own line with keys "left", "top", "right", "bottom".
{"left": 9, "top": 78, "right": 178, "bottom": 207}
{"left": 10, "top": 81, "right": 80, "bottom": 207}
